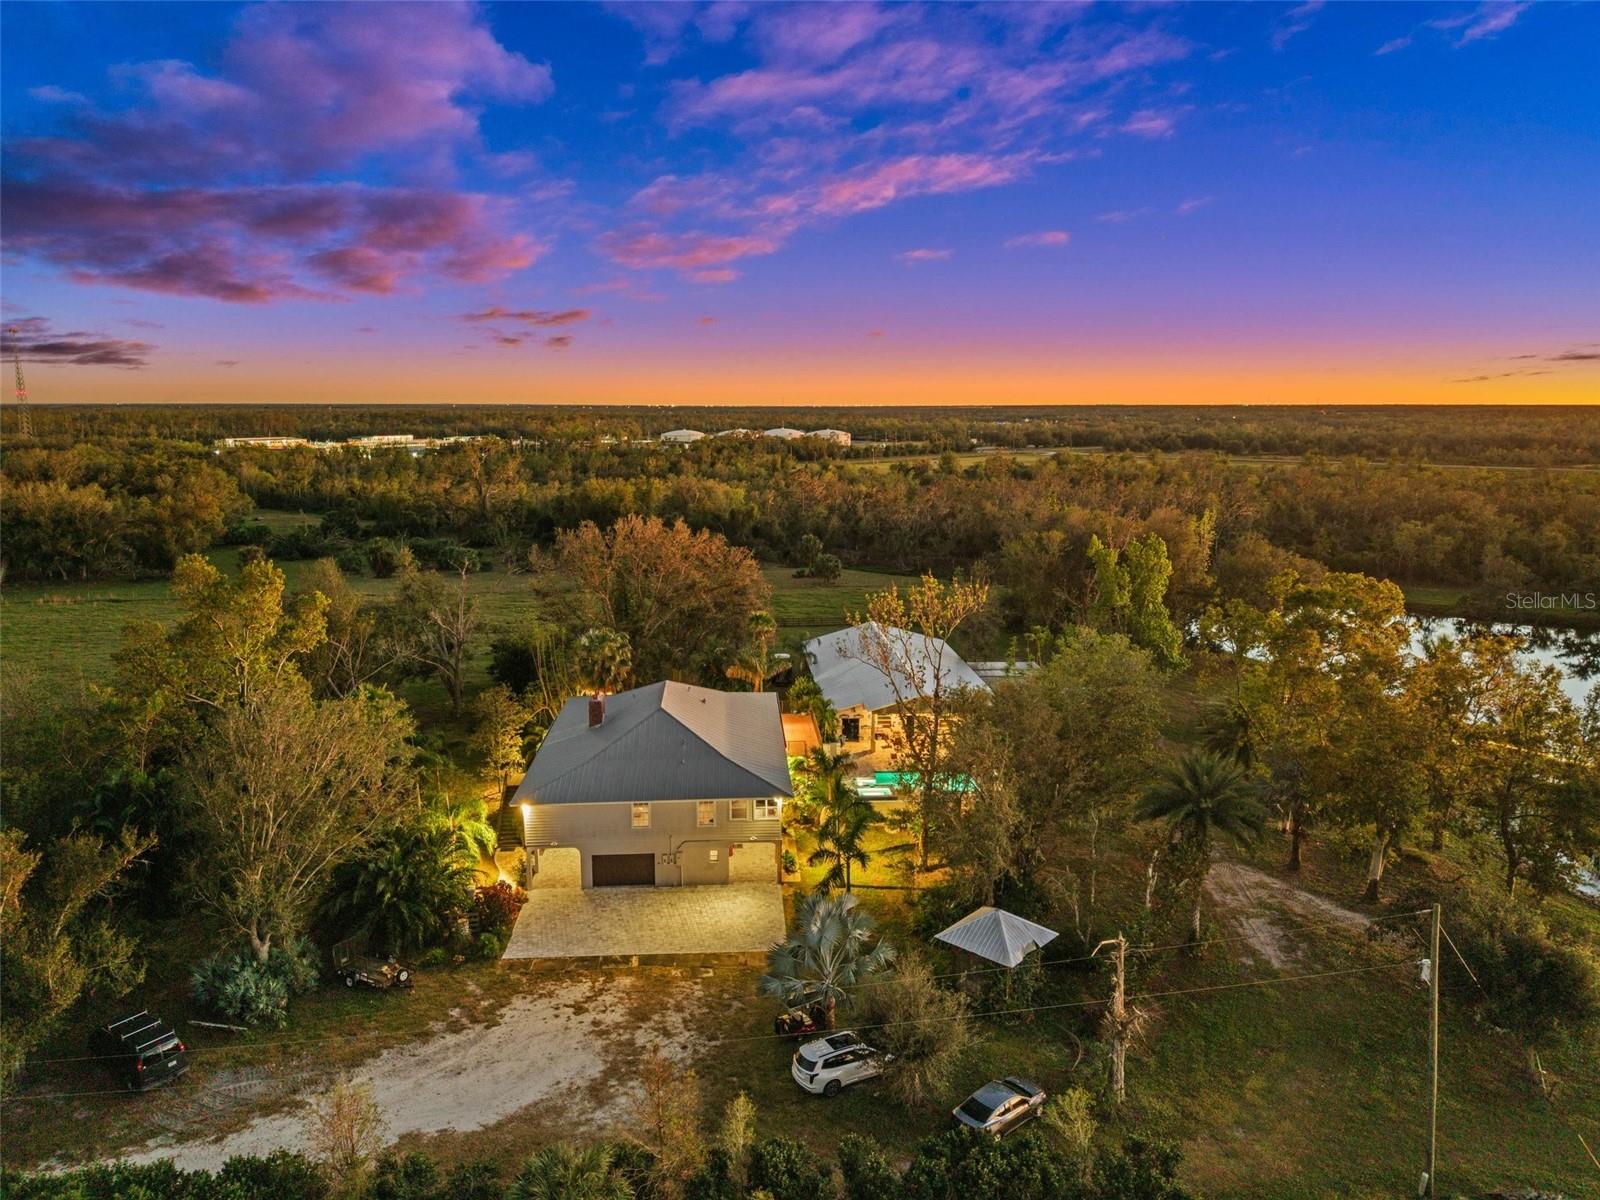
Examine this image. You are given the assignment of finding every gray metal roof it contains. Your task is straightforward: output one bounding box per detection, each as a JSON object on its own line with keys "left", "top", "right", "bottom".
{"left": 802, "top": 622, "right": 990, "bottom": 715}
{"left": 934, "top": 907, "right": 1058, "bottom": 968}
{"left": 513, "top": 681, "right": 792, "bottom": 806}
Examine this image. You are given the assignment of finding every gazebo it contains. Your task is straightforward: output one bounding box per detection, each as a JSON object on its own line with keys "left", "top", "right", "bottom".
{"left": 934, "top": 906, "right": 1059, "bottom": 968}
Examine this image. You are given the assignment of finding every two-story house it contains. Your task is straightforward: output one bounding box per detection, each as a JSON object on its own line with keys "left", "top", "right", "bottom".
{"left": 510, "top": 681, "right": 792, "bottom": 888}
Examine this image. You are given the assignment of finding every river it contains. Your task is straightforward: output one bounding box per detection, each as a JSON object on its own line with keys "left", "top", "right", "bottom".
{"left": 1409, "top": 617, "right": 1599, "bottom": 710}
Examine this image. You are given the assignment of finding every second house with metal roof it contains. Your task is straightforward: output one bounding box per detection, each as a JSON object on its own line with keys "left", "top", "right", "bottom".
{"left": 509, "top": 681, "right": 794, "bottom": 889}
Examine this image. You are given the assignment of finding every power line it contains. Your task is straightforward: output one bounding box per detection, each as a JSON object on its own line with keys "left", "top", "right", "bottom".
{"left": 3, "top": 957, "right": 1425, "bottom": 1104}
{"left": 14, "top": 907, "right": 1432, "bottom": 1070}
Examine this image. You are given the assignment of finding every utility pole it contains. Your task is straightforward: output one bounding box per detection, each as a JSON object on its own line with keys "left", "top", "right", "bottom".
{"left": 1095, "top": 933, "right": 1129, "bottom": 1104}
{"left": 1424, "top": 902, "right": 1441, "bottom": 1198}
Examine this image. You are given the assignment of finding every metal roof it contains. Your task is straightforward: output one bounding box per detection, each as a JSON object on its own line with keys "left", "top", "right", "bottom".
{"left": 513, "top": 681, "right": 793, "bottom": 806}
{"left": 934, "top": 907, "right": 1058, "bottom": 968}
{"left": 802, "top": 623, "right": 990, "bottom": 714}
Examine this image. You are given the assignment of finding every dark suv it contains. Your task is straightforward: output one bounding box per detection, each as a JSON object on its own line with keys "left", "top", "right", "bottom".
{"left": 90, "top": 1011, "right": 189, "bottom": 1091}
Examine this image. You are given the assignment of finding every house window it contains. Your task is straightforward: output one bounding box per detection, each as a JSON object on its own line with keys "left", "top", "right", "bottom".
{"left": 631, "top": 803, "right": 650, "bottom": 829}
{"left": 697, "top": 801, "right": 716, "bottom": 827}
{"left": 708, "top": 848, "right": 719, "bottom": 863}
{"left": 730, "top": 799, "right": 750, "bottom": 820}
{"left": 841, "top": 715, "right": 862, "bottom": 742}
{"left": 755, "top": 797, "right": 780, "bottom": 820}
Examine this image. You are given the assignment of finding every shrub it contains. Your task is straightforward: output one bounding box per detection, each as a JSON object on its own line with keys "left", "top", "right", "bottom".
{"left": 781, "top": 850, "right": 799, "bottom": 875}
{"left": 416, "top": 946, "right": 448, "bottom": 969}
{"left": 365, "top": 538, "right": 410, "bottom": 579}
{"left": 1397, "top": 876, "right": 1599, "bottom": 1037}
{"left": 860, "top": 954, "right": 972, "bottom": 1108}
{"left": 473, "top": 881, "right": 527, "bottom": 934}
{"left": 474, "top": 929, "right": 509, "bottom": 961}
{"left": 838, "top": 1133, "right": 900, "bottom": 1200}
{"left": 191, "top": 938, "right": 319, "bottom": 1028}
{"left": 811, "top": 553, "right": 842, "bottom": 583}
{"left": 746, "top": 1138, "right": 832, "bottom": 1200}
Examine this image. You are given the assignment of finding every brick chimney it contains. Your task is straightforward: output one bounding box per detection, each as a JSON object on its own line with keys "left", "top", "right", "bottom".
{"left": 588, "top": 693, "right": 605, "bottom": 728}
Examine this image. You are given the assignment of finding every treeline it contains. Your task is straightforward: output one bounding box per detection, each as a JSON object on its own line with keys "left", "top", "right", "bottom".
{"left": 9, "top": 403, "right": 1600, "bottom": 465}
{"left": 217, "top": 442, "right": 1600, "bottom": 603}
{"left": 0, "top": 444, "right": 248, "bottom": 580}
{"left": 4, "top": 424, "right": 1598, "bottom": 613}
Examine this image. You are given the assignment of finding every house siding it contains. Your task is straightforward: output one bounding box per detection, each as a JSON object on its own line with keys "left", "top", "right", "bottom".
{"left": 523, "top": 797, "right": 781, "bottom": 888}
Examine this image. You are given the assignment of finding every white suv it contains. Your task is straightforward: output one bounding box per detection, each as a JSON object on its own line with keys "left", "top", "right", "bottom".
{"left": 790, "top": 1031, "right": 890, "bottom": 1097}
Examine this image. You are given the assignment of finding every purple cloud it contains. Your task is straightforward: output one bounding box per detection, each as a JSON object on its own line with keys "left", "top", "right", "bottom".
{"left": 460, "top": 307, "right": 590, "bottom": 326}
{"left": 2, "top": 3, "right": 550, "bottom": 304}
{"left": 2, "top": 316, "right": 155, "bottom": 368}
{"left": 1004, "top": 230, "right": 1071, "bottom": 248}
{"left": 895, "top": 248, "right": 951, "bottom": 264}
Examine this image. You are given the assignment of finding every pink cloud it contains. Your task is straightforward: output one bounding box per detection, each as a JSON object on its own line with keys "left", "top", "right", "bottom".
{"left": 1121, "top": 108, "right": 1184, "bottom": 139}
{"left": 688, "top": 268, "right": 740, "bottom": 284}
{"left": 1175, "top": 196, "right": 1214, "bottom": 216}
{"left": 598, "top": 229, "right": 779, "bottom": 277}
{"left": 1431, "top": 2, "right": 1531, "bottom": 46}
{"left": 1004, "top": 230, "right": 1071, "bottom": 248}
{"left": 816, "top": 153, "right": 1033, "bottom": 216}
{"left": 895, "top": 248, "right": 951, "bottom": 264}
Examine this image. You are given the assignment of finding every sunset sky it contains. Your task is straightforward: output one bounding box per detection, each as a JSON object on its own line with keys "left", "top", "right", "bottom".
{"left": 2, "top": 1, "right": 1596, "bottom": 406}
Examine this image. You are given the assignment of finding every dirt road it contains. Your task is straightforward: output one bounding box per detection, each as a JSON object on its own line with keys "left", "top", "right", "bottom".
{"left": 119, "top": 971, "right": 705, "bottom": 1173}
{"left": 1204, "top": 860, "right": 1370, "bottom": 968}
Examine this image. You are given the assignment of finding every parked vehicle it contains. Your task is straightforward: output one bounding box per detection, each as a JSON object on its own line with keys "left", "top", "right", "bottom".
{"left": 790, "top": 1030, "right": 890, "bottom": 1097}
{"left": 89, "top": 1011, "right": 188, "bottom": 1092}
{"left": 332, "top": 936, "right": 413, "bottom": 990}
{"left": 952, "top": 1077, "right": 1046, "bottom": 1136}
{"left": 773, "top": 1004, "right": 825, "bottom": 1040}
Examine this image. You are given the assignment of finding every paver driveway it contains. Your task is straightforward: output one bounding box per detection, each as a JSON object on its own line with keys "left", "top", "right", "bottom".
{"left": 503, "top": 882, "right": 786, "bottom": 958}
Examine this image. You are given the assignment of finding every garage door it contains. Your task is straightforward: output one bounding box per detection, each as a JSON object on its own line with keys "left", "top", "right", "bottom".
{"left": 591, "top": 853, "right": 655, "bottom": 887}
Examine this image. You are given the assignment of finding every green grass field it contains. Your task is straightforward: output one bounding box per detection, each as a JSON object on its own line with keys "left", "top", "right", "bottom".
{"left": 0, "top": 525, "right": 915, "bottom": 689}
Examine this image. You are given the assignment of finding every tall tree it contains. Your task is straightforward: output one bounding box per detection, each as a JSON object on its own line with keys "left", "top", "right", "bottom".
{"left": 181, "top": 680, "right": 416, "bottom": 963}
{"left": 1464, "top": 649, "right": 1599, "bottom": 895}
{"left": 549, "top": 515, "right": 771, "bottom": 684}
{"left": 759, "top": 891, "right": 896, "bottom": 1029}
{"left": 1136, "top": 751, "right": 1266, "bottom": 944}
{"left": 942, "top": 705, "right": 1025, "bottom": 908}
{"left": 109, "top": 553, "right": 327, "bottom": 764}
{"left": 295, "top": 558, "right": 402, "bottom": 698}
{"left": 1086, "top": 534, "right": 1185, "bottom": 668}
{"left": 389, "top": 564, "right": 480, "bottom": 715}
{"left": 845, "top": 573, "right": 990, "bottom": 869}
{"left": 968, "top": 629, "right": 1163, "bottom": 941}
{"left": 473, "top": 684, "right": 532, "bottom": 797}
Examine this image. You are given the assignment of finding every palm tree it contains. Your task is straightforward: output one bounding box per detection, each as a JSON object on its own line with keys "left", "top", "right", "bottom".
{"left": 320, "top": 823, "right": 477, "bottom": 956}
{"left": 1136, "top": 751, "right": 1266, "bottom": 945}
{"left": 575, "top": 627, "right": 633, "bottom": 695}
{"left": 758, "top": 891, "right": 896, "bottom": 1029}
{"left": 725, "top": 611, "right": 779, "bottom": 692}
{"left": 804, "top": 753, "right": 882, "bottom": 893}
{"left": 424, "top": 788, "right": 498, "bottom": 865}
{"left": 508, "top": 1144, "right": 630, "bottom": 1200}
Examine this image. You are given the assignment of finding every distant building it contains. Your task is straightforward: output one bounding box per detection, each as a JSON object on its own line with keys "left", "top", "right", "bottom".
{"left": 347, "top": 434, "right": 416, "bottom": 448}
{"left": 714, "top": 428, "right": 758, "bottom": 438}
{"left": 763, "top": 427, "right": 804, "bottom": 440}
{"left": 659, "top": 428, "right": 706, "bottom": 444}
{"left": 806, "top": 429, "right": 852, "bottom": 447}
{"left": 216, "top": 436, "right": 310, "bottom": 450}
